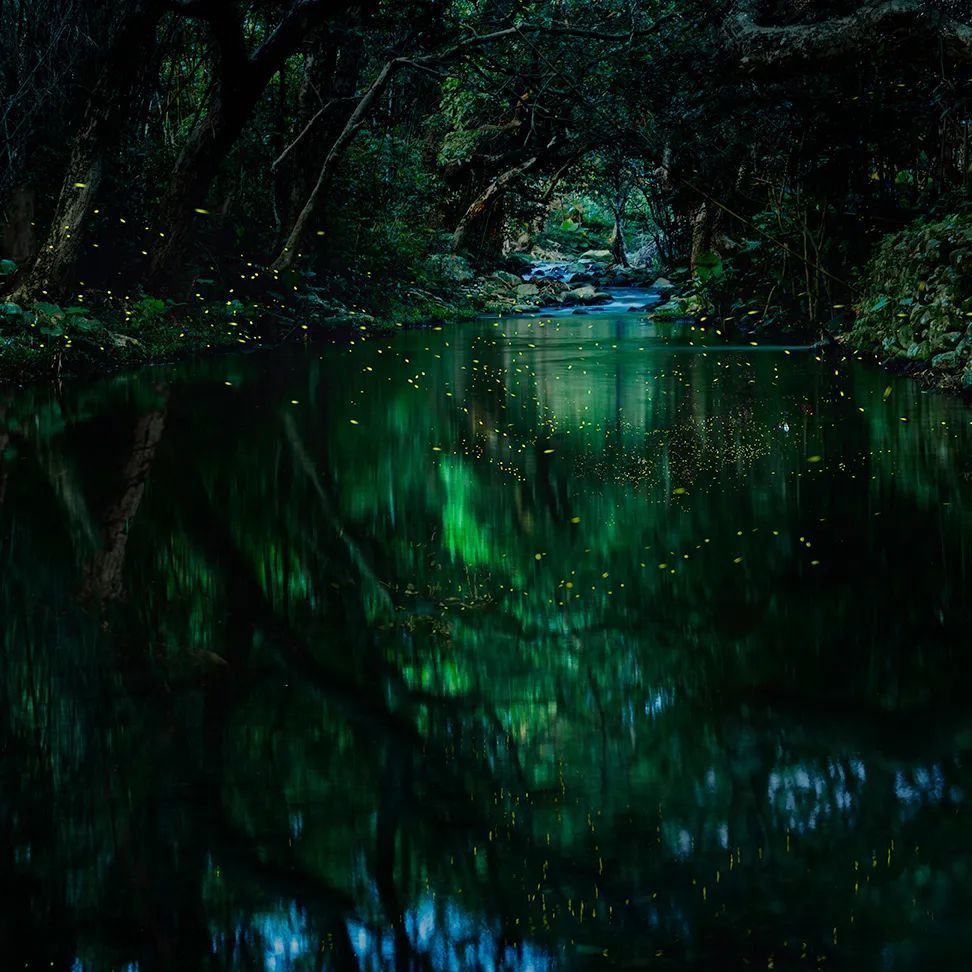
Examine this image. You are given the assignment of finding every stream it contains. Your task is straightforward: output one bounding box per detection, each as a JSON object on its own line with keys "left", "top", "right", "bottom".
{"left": 1, "top": 309, "right": 972, "bottom": 969}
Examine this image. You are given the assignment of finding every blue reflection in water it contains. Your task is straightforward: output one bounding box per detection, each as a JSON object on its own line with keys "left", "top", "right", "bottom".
{"left": 348, "top": 894, "right": 554, "bottom": 971}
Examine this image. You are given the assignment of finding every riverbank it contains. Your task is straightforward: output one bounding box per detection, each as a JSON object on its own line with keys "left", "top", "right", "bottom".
{"left": 0, "top": 249, "right": 658, "bottom": 385}
{"left": 4, "top": 251, "right": 970, "bottom": 402}
{"left": 837, "top": 334, "right": 972, "bottom": 396}
{"left": 0, "top": 282, "right": 484, "bottom": 386}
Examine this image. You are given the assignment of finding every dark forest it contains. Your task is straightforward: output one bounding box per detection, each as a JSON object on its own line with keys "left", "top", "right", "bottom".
{"left": 2, "top": 2, "right": 972, "bottom": 970}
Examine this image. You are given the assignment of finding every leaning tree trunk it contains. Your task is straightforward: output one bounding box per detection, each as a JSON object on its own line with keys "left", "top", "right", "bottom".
{"left": 450, "top": 157, "right": 538, "bottom": 258}
{"left": 147, "top": 78, "right": 263, "bottom": 288}
{"left": 728, "top": 0, "right": 972, "bottom": 73}
{"left": 147, "top": 0, "right": 345, "bottom": 286}
{"left": 272, "top": 57, "right": 402, "bottom": 271}
{"left": 280, "top": 30, "right": 364, "bottom": 238}
{"left": 8, "top": 1, "right": 162, "bottom": 304}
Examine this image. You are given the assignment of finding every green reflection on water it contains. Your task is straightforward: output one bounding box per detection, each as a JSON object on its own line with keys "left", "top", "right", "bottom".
{"left": 1, "top": 314, "right": 971, "bottom": 969}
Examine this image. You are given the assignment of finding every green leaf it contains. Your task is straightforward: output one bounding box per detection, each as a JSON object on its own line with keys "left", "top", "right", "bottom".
{"left": 694, "top": 250, "right": 724, "bottom": 283}
{"left": 0, "top": 259, "right": 16, "bottom": 276}
{"left": 33, "top": 301, "right": 64, "bottom": 319}
{"left": 72, "top": 317, "right": 102, "bottom": 333}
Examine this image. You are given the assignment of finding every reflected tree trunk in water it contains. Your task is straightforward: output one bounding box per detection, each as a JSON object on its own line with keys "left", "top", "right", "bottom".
{"left": 0, "top": 427, "right": 7, "bottom": 507}
{"left": 31, "top": 431, "right": 100, "bottom": 550}
{"left": 283, "top": 412, "right": 393, "bottom": 615}
{"left": 587, "top": 662, "right": 611, "bottom": 800}
{"left": 82, "top": 402, "right": 167, "bottom": 602}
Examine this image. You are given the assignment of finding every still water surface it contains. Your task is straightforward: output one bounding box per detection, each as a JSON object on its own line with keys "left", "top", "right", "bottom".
{"left": 1, "top": 313, "right": 971, "bottom": 969}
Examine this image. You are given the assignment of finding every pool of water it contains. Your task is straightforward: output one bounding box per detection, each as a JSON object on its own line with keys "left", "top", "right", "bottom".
{"left": 1, "top": 313, "right": 971, "bottom": 969}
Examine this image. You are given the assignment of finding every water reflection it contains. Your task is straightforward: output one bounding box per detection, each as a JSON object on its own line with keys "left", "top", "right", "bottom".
{"left": 1, "top": 314, "right": 971, "bottom": 969}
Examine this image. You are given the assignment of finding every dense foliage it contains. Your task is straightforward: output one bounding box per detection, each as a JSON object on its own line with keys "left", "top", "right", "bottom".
{"left": 1, "top": 0, "right": 971, "bottom": 381}
{"left": 847, "top": 206, "right": 972, "bottom": 385}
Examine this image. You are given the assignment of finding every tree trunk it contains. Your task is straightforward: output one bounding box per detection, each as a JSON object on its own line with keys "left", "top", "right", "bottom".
{"left": 272, "top": 57, "right": 402, "bottom": 271}
{"left": 0, "top": 186, "right": 36, "bottom": 264}
{"left": 147, "top": 77, "right": 264, "bottom": 288}
{"left": 690, "top": 201, "right": 721, "bottom": 271}
{"left": 610, "top": 211, "right": 628, "bottom": 267}
{"left": 148, "top": 0, "right": 344, "bottom": 287}
{"left": 450, "top": 157, "right": 538, "bottom": 257}
{"left": 282, "top": 30, "right": 364, "bottom": 238}
{"left": 274, "top": 36, "right": 336, "bottom": 238}
{"left": 522, "top": 158, "right": 576, "bottom": 249}
{"left": 8, "top": 2, "right": 163, "bottom": 304}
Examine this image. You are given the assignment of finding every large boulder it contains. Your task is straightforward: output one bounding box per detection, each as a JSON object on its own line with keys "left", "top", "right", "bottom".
{"left": 567, "top": 285, "right": 612, "bottom": 305}
{"left": 580, "top": 249, "right": 612, "bottom": 261}
{"left": 502, "top": 252, "right": 537, "bottom": 275}
{"left": 515, "top": 283, "right": 540, "bottom": 298}
{"left": 425, "top": 253, "right": 475, "bottom": 283}
{"left": 931, "top": 350, "right": 963, "bottom": 371}
{"left": 490, "top": 270, "right": 521, "bottom": 289}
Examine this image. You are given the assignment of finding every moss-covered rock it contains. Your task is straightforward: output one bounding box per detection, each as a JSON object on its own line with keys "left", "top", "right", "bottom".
{"left": 931, "top": 350, "right": 963, "bottom": 371}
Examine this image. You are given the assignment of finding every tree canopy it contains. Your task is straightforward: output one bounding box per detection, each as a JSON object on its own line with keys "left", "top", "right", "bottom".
{"left": 0, "top": 0, "right": 970, "bottom": 371}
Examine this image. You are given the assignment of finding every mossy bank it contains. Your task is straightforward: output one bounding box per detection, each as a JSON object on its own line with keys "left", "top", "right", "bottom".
{"left": 841, "top": 208, "right": 972, "bottom": 395}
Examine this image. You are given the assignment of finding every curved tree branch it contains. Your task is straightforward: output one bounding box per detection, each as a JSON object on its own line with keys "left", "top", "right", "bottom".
{"left": 728, "top": 0, "right": 972, "bottom": 71}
